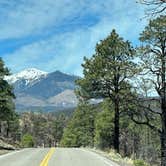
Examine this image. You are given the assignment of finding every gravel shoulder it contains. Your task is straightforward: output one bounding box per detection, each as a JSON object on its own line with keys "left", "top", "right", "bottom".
{"left": 87, "top": 148, "right": 133, "bottom": 166}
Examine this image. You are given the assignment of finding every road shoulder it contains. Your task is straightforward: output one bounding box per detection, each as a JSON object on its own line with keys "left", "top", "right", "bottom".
{"left": 83, "top": 148, "right": 132, "bottom": 166}
{"left": 80, "top": 148, "right": 120, "bottom": 166}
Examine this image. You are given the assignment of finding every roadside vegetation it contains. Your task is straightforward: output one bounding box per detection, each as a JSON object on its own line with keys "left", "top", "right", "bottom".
{"left": 61, "top": 15, "right": 165, "bottom": 166}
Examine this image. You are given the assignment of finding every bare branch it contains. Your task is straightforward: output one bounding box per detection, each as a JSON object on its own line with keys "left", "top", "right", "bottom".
{"left": 130, "top": 113, "right": 161, "bottom": 133}
{"left": 138, "top": 0, "right": 166, "bottom": 16}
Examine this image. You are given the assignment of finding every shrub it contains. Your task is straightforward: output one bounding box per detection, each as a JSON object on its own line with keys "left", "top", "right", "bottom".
{"left": 133, "top": 159, "right": 149, "bottom": 166}
{"left": 21, "top": 134, "right": 34, "bottom": 148}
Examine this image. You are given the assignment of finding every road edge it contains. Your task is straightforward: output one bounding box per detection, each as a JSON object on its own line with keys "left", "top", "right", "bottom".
{"left": 80, "top": 148, "right": 120, "bottom": 166}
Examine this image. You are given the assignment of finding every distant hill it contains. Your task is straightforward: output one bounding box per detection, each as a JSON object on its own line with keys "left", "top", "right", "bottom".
{"left": 5, "top": 68, "right": 79, "bottom": 112}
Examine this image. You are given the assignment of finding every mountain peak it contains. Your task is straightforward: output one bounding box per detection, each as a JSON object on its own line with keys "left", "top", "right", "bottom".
{"left": 21, "top": 67, "right": 47, "bottom": 73}
{"left": 5, "top": 68, "right": 48, "bottom": 84}
{"left": 5, "top": 68, "right": 78, "bottom": 112}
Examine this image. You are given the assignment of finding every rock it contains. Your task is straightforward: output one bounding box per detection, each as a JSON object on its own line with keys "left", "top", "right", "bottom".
{"left": 0, "top": 139, "right": 16, "bottom": 150}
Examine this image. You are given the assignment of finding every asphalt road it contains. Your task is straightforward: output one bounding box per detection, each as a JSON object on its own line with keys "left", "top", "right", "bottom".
{"left": 0, "top": 148, "right": 119, "bottom": 166}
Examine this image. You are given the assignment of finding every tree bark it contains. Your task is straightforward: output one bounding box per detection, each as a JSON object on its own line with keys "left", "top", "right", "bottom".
{"left": 160, "top": 48, "right": 166, "bottom": 166}
{"left": 161, "top": 106, "right": 166, "bottom": 166}
{"left": 161, "top": 128, "right": 166, "bottom": 166}
{"left": 6, "top": 121, "right": 9, "bottom": 137}
{"left": 0, "top": 121, "right": 1, "bottom": 135}
{"left": 161, "top": 92, "right": 166, "bottom": 166}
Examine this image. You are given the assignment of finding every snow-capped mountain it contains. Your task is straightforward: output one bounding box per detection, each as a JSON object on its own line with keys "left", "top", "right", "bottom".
{"left": 5, "top": 68, "right": 48, "bottom": 85}
{"left": 6, "top": 68, "right": 79, "bottom": 112}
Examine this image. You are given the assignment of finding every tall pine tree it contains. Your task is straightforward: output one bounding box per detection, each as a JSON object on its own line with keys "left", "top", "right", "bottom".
{"left": 132, "top": 16, "right": 166, "bottom": 166}
{"left": 76, "top": 30, "right": 139, "bottom": 152}
{"left": 0, "top": 57, "right": 16, "bottom": 137}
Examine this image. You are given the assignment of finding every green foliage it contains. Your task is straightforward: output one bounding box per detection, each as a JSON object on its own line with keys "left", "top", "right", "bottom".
{"left": 0, "top": 57, "right": 16, "bottom": 122}
{"left": 139, "top": 15, "right": 165, "bottom": 44}
{"left": 21, "top": 134, "right": 34, "bottom": 148}
{"left": 60, "top": 103, "right": 97, "bottom": 147}
{"left": 7, "top": 114, "right": 20, "bottom": 141}
{"left": 76, "top": 29, "right": 138, "bottom": 101}
{"left": 136, "top": 15, "right": 166, "bottom": 166}
{"left": 52, "top": 114, "right": 66, "bottom": 145}
{"left": 20, "top": 112, "right": 68, "bottom": 147}
{"left": 138, "top": 16, "right": 166, "bottom": 86}
{"left": 133, "top": 159, "right": 149, "bottom": 166}
{"left": 94, "top": 99, "right": 114, "bottom": 149}
{"left": 0, "top": 57, "right": 19, "bottom": 141}
{"left": 76, "top": 29, "right": 139, "bottom": 152}
{"left": 0, "top": 57, "right": 10, "bottom": 78}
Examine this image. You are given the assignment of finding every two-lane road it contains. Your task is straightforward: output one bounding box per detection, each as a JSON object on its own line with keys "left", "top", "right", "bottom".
{"left": 0, "top": 148, "right": 119, "bottom": 166}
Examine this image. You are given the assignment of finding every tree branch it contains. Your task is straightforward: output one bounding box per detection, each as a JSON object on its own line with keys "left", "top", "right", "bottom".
{"left": 130, "top": 113, "right": 161, "bottom": 134}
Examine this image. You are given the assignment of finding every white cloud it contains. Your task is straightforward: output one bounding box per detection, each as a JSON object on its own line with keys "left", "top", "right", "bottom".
{"left": 0, "top": 0, "right": 91, "bottom": 39}
{"left": 0, "top": 0, "right": 146, "bottom": 40}
{"left": 1, "top": 0, "right": 147, "bottom": 75}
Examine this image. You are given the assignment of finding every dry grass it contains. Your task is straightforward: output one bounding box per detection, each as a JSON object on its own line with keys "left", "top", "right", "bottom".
{"left": 0, "top": 149, "right": 13, "bottom": 155}
{"left": 108, "top": 149, "right": 133, "bottom": 166}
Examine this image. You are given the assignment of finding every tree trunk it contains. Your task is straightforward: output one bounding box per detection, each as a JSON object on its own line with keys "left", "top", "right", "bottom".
{"left": 6, "top": 121, "right": 9, "bottom": 137}
{"left": 161, "top": 118, "right": 166, "bottom": 166}
{"left": 161, "top": 96, "right": 166, "bottom": 166}
{"left": 161, "top": 131, "right": 166, "bottom": 166}
{"left": 0, "top": 121, "right": 1, "bottom": 135}
{"left": 161, "top": 46, "right": 166, "bottom": 166}
{"left": 114, "top": 98, "right": 120, "bottom": 153}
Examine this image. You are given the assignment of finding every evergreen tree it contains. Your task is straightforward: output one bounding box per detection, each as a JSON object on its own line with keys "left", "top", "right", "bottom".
{"left": 94, "top": 99, "right": 114, "bottom": 149}
{"left": 76, "top": 29, "right": 139, "bottom": 152}
{"left": 0, "top": 57, "right": 17, "bottom": 137}
{"left": 132, "top": 16, "right": 166, "bottom": 166}
{"left": 60, "top": 103, "right": 96, "bottom": 147}
{"left": 52, "top": 114, "right": 67, "bottom": 146}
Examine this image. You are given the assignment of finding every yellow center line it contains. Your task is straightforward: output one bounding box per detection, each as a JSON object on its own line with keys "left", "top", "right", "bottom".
{"left": 40, "top": 147, "right": 55, "bottom": 166}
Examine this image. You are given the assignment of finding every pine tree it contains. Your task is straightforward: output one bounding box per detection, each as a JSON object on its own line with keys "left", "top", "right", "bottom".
{"left": 0, "top": 57, "right": 17, "bottom": 137}
{"left": 60, "top": 103, "right": 96, "bottom": 147}
{"left": 94, "top": 99, "right": 114, "bottom": 149}
{"left": 76, "top": 30, "right": 139, "bottom": 152}
{"left": 132, "top": 16, "right": 166, "bottom": 166}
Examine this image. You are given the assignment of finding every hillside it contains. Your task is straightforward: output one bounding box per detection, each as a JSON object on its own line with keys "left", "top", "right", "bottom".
{"left": 5, "top": 68, "right": 79, "bottom": 112}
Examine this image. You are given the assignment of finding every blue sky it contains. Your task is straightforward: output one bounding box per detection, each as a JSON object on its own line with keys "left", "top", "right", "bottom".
{"left": 0, "top": 0, "right": 147, "bottom": 76}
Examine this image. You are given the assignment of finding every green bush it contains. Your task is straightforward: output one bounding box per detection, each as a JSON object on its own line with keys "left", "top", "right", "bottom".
{"left": 21, "top": 134, "right": 34, "bottom": 148}
{"left": 133, "top": 159, "right": 149, "bottom": 166}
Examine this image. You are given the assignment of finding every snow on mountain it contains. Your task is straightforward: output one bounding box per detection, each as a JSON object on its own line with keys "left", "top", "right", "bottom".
{"left": 5, "top": 68, "right": 48, "bottom": 85}
{"left": 4, "top": 68, "right": 78, "bottom": 112}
